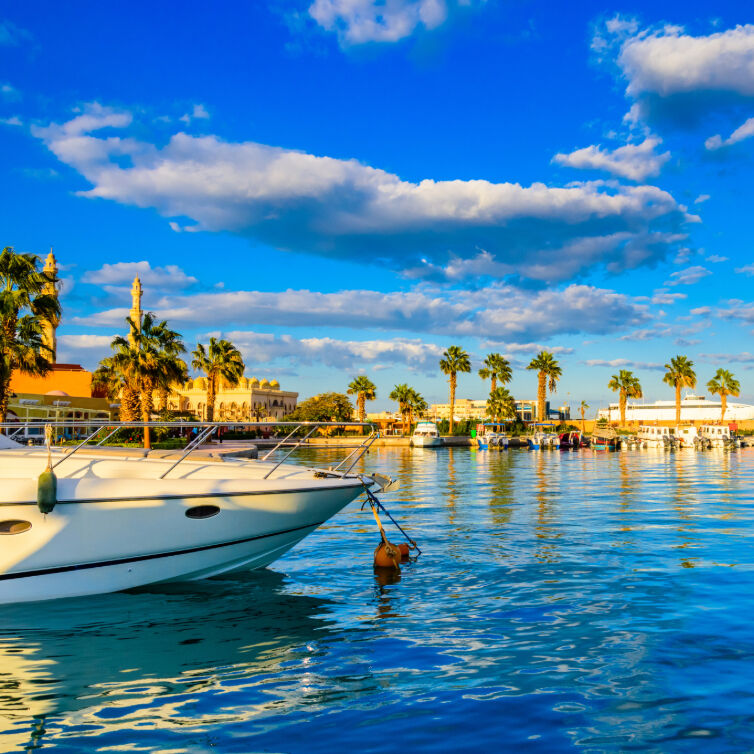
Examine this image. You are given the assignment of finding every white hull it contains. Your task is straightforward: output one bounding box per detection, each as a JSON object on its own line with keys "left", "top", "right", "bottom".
{"left": 0, "top": 449, "right": 365, "bottom": 604}
{"left": 411, "top": 435, "right": 443, "bottom": 447}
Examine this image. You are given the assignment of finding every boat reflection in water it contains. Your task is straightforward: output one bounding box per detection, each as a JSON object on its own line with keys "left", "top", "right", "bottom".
{"left": 0, "top": 570, "right": 364, "bottom": 751}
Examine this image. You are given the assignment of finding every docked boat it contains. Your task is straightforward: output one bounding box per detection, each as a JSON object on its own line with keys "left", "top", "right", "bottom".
{"left": 411, "top": 421, "right": 443, "bottom": 447}
{"left": 527, "top": 432, "right": 545, "bottom": 450}
{"left": 0, "top": 421, "right": 395, "bottom": 604}
{"left": 475, "top": 423, "right": 509, "bottom": 450}
{"left": 675, "top": 425, "right": 711, "bottom": 449}
{"left": 590, "top": 426, "right": 620, "bottom": 450}
{"left": 559, "top": 430, "right": 584, "bottom": 449}
{"left": 699, "top": 424, "right": 739, "bottom": 448}
{"left": 637, "top": 425, "right": 675, "bottom": 448}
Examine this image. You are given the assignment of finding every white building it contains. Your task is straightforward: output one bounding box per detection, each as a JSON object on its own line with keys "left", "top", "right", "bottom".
{"left": 597, "top": 394, "right": 754, "bottom": 423}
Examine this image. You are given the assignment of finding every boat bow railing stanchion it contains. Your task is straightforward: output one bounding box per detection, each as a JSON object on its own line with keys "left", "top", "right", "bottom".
{"left": 260, "top": 422, "right": 307, "bottom": 462}
{"left": 51, "top": 425, "right": 109, "bottom": 470}
{"left": 158, "top": 424, "right": 218, "bottom": 479}
{"left": 332, "top": 427, "right": 379, "bottom": 476}
{"left": 262, "top": 424, "right": 322, "bottom": 480}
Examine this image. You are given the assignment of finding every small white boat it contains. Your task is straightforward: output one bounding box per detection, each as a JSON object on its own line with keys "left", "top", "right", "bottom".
{"left": 0, "top": 422, "right": 394, "bottom": 604}
{"left": 637, "top": 425, "right": 675, "bottom": 448}
{"left": 675, "top": 425, "right": 711, "bottom": 449}
{"left": 411, "top": 421, "right": 443, "bottom": 447}
{"left": 699, "top": 424, "right": 739, "bottom": 448}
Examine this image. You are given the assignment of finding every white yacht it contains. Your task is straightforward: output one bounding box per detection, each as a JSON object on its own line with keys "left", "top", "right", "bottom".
{"left": 599, "top": 394, "right": 754, "bottom": 423}
{"left": 0, "top": 422, "right": 395, "bottom": 604}
{"left": 410, "top": 421, "right": 443, "bottom": 447}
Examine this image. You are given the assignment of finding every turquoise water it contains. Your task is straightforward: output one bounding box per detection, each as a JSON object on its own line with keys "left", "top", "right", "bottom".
{"left": 3, "top": 446, "right": 754, "bottom": 752}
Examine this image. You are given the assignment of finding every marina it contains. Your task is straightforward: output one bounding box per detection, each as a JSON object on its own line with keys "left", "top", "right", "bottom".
{"left": 4, "top": 445, "right": 754, "bottom": 750}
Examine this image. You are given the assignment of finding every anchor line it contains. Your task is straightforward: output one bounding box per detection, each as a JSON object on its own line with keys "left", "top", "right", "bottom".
{"left": 361, "top": 485, "right": 421, "bottom": 556}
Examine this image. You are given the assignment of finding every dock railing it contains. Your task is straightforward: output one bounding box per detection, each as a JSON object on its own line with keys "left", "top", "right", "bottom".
{"left": 0, "top": 420, "right": 379, "bottom": 479}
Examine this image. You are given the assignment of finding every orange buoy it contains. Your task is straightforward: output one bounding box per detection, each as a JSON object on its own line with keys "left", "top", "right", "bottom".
{"left": 374, "top": 540, "right": 401, "bottom": 569}
{"left": 398, "top": 542, "right": 410, "bottom": 559}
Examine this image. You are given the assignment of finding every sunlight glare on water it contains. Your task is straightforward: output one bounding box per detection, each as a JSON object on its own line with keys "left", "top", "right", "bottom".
{"left": 3, "top": 446, "right": 754, "bottom": 752}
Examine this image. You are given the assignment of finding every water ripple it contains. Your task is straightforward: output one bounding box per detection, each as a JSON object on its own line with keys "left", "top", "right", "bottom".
{"left": 3, "top": 448, "right": 754, "bottom": 751}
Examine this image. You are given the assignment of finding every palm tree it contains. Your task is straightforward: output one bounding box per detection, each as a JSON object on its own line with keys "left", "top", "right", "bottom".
{"left": 526, "top": 351, "right": 562, "bottom": 422}
{"left": 439, "top": 345, "right": 471, "bottom": 433}
{"left": 92, "top": 357, "right": 124, "bottom": 401}
{"left": 663, "top": 355, "right": 696, "bottom": 424}
{"left": 0, "top": 247, "right": 61, "bottom": 424}
{"left": 192, "top": 337, "right": 245, "bottom": 422}
{"left": 152, "top": 322, "right": 187, "bottom": 412}
{"left": 579, "top": 400, "right": 589, "bottom": 433}
{"left": 389, "top": 383, "right": 413, "bottom": 435}
{"left": 486, "top": 387, "right": 517, "bottom": 423}
{"left": 409, "top": 388, "right": 427, "bottom": 427}
{"left": 347, "top": 375, "right": 377, "bottom": 426}
{"left": 479, "top": 353, "right": 512, "bottom": 396}
{"left": 707, "top": 368, "right": 740, "bottom": 422}
{"left": 607, "top": 370, "right": 643, "bottom": 426}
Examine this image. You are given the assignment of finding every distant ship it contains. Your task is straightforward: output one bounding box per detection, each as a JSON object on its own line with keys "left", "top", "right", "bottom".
{"left": 598, "top": 393, "right": 754, "bottom": 423}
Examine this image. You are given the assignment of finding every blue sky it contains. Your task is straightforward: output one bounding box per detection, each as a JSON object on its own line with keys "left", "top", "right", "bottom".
{"left": 2, "top": 0, "right": 754, "bottom": 412}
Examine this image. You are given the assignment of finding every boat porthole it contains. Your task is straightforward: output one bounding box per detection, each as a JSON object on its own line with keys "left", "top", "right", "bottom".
{"left": 185, "top": 505, "right": 220, "bottom": 520}
{"left": 0, "top": 520, "right": 32, "bottom": 535}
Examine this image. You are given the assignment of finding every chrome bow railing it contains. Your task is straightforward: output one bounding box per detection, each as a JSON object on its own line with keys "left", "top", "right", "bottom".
{"left": 0, "top": 420, "right": 379, "bottom": 480}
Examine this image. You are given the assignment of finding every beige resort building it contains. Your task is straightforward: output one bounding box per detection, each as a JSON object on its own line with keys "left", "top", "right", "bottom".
{"left": 167, "top": 377, "right": 298, "bottom": 421}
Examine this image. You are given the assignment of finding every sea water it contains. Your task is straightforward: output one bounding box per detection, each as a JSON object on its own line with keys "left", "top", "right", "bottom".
{"left": 3, "top": 446, "right": 754, "bottom": 752}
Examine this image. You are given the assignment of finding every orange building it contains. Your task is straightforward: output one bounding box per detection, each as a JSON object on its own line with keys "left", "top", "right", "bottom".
{"left": 9, "top": 364, "right": 93, "bottom": 398}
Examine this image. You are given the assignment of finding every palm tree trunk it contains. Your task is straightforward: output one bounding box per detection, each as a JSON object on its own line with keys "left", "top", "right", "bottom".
{"left": 538, "top": 372, "right": 546, "bottom": 421}
{"left": 206, "top": 376, "right": 216, "bottom": 422}
{"left": 0, "top": 372, "right": 10, "bottom": 426}
{"left": 580, "top": 410, "right": 585, "bottom": 433}
{"left": 158, "top": 386, "right": 169, "bottom": 413}
{"left": 675, "top": 384, "right": 681, "bottom": 424}
{"left": 449, "top": 372, "right": 456, "bottom": 434}
{"left": 141, "top": 377, "right": 153, "bottom": 450}
{"left": 721, "top": 393, "right": 727, "bottom": 423}
{"left": 491, "top": 376, "right": 497, "bottom": 393}
{"left": 120, "top": 383, "right": 139, "bottom": 422}
{"left": 620, "top": 391, "right": 626, "bottom": 427}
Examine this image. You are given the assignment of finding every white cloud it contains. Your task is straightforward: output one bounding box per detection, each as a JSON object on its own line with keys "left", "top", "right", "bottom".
{"left": 706, "top": 116, "right": 754, "bottom": 150}
{"left": 694, "top": 194, "right": 710, "bottom": 204}
{"left": 179, "top": 103, "right": 210, "bottom": 124}
{"left": 0, "top": 115, "right": 21, "bottom": 126}
{"left": 309, "top": 0, "right": 450, "bottom": 45}
{"left": 650, "top": 289, "right": 686, "bottom": 304}
{"left": 666, "top": 265, "right": 711, "bottom": 286}
{"left": 82, "top": 261, "right": 198, "bottom": 289}
{"left": 72, "top": 280, "right": 651, "bottom": 343}
{"left": 494, "top": 342, "right": 574, "bottom": 355}
{"left": 705, "top": 254, "right": 727, "bottom": 263}
{"left": 553, "top": 137, "right": 670, "bottom": 181}
{"left": 33, "top": 104, "right": 694, "bottom": 285}
{"left": 225, "top": 330, "right": 445, "bottom": 373}
{"left": 698, "top": 352, "right": 754, "bottom": 364}
{"left": 0, "top": 82, "right": 19, "bottom": 101}
{"left": 735, "top": 264, "right": 754, "bottom": 276}
{"left": 56, "top": 334, "right": 115, "bottom": 365}
{"left": 600, "top": 20, "right": 754, "bottom": 126}
{"left": 584, "top": 358, "right": 664, "bottom": 370}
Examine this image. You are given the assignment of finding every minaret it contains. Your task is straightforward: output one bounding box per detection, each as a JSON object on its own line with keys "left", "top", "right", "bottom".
{"left": 41, "top": 249, "right": 59, "bottom": 362}
{"left": 129, "top": 275, "right": 142, "bottom": 346}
